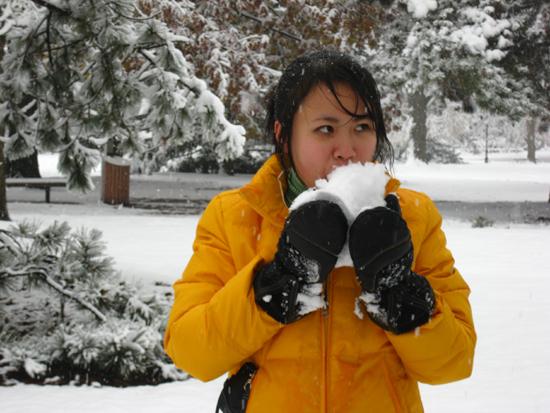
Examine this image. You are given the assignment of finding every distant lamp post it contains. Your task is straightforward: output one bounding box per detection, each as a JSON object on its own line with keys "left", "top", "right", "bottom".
{"left": 484, "top": 123, "right": 489, "bottom": 164}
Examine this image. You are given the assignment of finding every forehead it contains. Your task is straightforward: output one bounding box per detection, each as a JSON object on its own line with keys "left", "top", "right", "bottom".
{"left": 300, "top": 82, "right": 367, "bottom": 116}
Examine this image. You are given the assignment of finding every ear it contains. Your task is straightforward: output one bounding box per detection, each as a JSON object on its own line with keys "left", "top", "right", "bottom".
{"left": 274, "top": 120, "right": 282, "bottom": 143}
{"left": 274, "top": 120, "right": 289, "bottom": 154}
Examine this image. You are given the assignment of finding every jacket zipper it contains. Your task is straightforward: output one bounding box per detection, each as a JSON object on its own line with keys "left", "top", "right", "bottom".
{"left": 321, "top": 277, "right": 333, "bottom": 413}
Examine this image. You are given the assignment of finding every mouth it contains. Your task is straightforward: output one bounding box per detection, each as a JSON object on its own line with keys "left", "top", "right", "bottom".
{"left": 329, "top": 161, "right": 352, "bottom": 172}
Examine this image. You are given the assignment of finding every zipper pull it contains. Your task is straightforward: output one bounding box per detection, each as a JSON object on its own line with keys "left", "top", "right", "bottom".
{"left": 322, "top": 283, "right": 329, "bottom": 317}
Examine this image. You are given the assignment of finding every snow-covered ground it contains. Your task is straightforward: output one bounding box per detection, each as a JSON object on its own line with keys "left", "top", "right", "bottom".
{"left": 1, "top": 151, "right": 550, "bottom": 412}
{"left": 1, "top": 216, "right": 549, "bottom": 412}
{"left": 393, "top": 150, "right": 550, "bottom": 202}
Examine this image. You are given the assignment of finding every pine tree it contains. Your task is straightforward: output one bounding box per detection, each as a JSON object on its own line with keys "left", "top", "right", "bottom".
{"left": 0, "top": 0, "right": 246, "bottom": 219}
{"left": 368, "top": 0, "right": 521, "bottom": 162}
{"left": 496, "top": 1, "right": 549, "bottom": 162}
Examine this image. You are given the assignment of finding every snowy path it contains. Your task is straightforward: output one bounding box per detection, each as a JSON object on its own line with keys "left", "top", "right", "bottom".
{"left": 1, "top": 208, "right": 550, "bottom": 412}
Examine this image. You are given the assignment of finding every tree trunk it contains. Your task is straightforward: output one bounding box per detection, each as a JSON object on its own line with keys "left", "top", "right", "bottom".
{"left": 0, "top": 139, "right": 10, "bottom": 221}
{"left": 409, "top": 89, "right": 429, "bottom": 162}
{"left": 526, "top": 117, "right": 537, "bottom": 163}
{"left": 6, "top": 150, "right": 41, "bottom": 177}
{"left": 0, "top": 36, "right": 9, "bottom": 221}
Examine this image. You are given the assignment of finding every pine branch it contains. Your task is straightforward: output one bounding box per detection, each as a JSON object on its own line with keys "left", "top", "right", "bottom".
{"left": 138, "top": 49, "right": 156, "bottom": 67}
{"left": 137, "top": 43, "right": 167, "bottom": 50}
{"left": 106, "top": 2, "right": 161, "bottom": 22}
{"left": 0, "top": 230, "right": 23, "bottom": 255}
{"left": 46, "top": 12, "right": 55, "bottom": 71}
{"left": 139, "top": 49, "right": 200, "bottom": 95}
{"left": 35, "top": 38, "right": 87, "bottom": 54}
{"left": 0, "top": 265, "right": 107, "bottom": 322}
{"left": 22, "top": 15, "right": 49, "bottom": 63}
{"left": 30, "top": 0, "right": 70, "bottom": 16}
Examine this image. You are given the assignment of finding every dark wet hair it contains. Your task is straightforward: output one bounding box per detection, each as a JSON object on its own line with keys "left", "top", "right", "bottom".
{"left": 265, "top": 49, "right": 394, "bottom": 172}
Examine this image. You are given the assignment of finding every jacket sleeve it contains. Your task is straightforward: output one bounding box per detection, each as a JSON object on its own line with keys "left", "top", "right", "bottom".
{"left": 387, "top": 195, "right": 477, "bottom": 385}
{"left": 163, "top": 195, "right": 283, "bottom": 382}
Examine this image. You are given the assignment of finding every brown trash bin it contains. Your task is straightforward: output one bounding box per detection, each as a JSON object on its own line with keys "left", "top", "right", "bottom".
{"left": 101, "top": 156, "right": 130, "bottom": 206}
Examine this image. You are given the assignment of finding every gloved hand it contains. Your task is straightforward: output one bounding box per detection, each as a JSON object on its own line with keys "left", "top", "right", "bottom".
{"left": 253, "top": 200, "right": 348, "bottom": 324}
{"left": 349, "top": 194, "right": 435, "bottom": 334}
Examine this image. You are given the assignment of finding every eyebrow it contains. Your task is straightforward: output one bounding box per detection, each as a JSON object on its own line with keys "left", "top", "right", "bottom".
{"left": 312, "top": 116, "right": 340, "bottom": 123}
{"left": 312, "top": 114, "right": 373, "bottom": 123}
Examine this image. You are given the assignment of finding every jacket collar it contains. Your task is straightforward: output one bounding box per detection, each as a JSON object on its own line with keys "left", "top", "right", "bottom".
{"left": 239, "top": 154, "right": 402, "bottom": 225}
{"left": 239, "top": 155, "right": 289, "bottom": 227}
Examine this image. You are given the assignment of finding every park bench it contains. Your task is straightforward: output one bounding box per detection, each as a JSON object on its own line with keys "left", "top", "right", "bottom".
{"left": 6, "top": 177, "right": 67, "bottom": 203}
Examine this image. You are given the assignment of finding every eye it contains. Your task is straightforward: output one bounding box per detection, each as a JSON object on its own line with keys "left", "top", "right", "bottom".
{"left": 355, "top": 123, "right": 373, "bottom": 132}
{"left": 316, "top": 125, "right": 334, "bottom": 134}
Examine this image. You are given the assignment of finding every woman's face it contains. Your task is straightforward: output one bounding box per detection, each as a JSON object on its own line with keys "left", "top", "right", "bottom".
{"left": 284, "top": 82, "right": 377, "bottom": 188}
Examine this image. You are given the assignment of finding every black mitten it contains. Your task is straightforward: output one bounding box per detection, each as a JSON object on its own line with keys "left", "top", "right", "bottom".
{"left": 349, "top": 195, "right": 435, "bottom": 334}
{"left": 253, "top": 200, "right": 348, "bottom": 324}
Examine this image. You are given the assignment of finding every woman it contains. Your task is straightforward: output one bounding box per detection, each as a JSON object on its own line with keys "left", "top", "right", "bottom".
{"left": 164, "top": 50, "right": 476, "bottom": 412}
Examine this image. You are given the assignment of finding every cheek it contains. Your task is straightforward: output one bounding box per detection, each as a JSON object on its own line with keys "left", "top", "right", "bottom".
{"left": 291, "top": 138, "right": 331, "bottom": 185}
{"left": 357, "top": 137, "right": 378, "bottom": 162}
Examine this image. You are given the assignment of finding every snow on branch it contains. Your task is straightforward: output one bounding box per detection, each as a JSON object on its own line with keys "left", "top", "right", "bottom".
{"left": 407, "top": 0, "right": 438, "bottom": 19}
{"left": 1, "top": 264, "right": 107, "bottom": 322}
{"left": 0, "top": 0, "right": 246, "bottom": 191}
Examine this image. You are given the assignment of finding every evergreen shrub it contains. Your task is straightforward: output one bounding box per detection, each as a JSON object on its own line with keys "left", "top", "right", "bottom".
{"left": 472, "top": 216, "right": 495, "bottom": 228}
{"left": 150, "top": 140, "right": 272, "bottom": 175}
{"left": 426, "top": 138, "right": 464, "bottom": 164}
{"left": 0, "top": 222, "right": 187, "bottom": 386}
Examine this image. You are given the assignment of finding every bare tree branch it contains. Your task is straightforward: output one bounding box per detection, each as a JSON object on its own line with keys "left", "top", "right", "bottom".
{"left": 238, "top": 10, "right": 302, "bottom": 42}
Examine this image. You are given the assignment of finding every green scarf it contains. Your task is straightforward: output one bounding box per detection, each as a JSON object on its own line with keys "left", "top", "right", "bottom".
{"left": 285, "top": 167, "right": 309, "bottom": 206}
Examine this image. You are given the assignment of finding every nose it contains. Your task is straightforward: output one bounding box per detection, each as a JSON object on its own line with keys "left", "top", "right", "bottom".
{"left": 333, "top": 134, "right": 355, "bottom": 164}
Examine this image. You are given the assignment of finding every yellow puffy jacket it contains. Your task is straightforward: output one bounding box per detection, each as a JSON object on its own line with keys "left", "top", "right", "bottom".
{"left": 164, "top": 155, "right": 476, "bottom": 413}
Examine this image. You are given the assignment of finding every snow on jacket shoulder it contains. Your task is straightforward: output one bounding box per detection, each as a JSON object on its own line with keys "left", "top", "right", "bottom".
{"left": 164, "top": 155, "right": 476, "bottom": 413}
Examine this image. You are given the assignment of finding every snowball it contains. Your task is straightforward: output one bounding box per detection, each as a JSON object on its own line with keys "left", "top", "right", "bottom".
{"left": 290, "top": 162, "right": 389, "bottom": 219}
{"left": 290, "top": 162, "right": 390, "bottom": 268}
